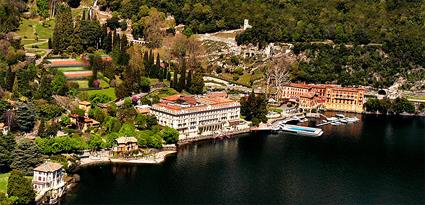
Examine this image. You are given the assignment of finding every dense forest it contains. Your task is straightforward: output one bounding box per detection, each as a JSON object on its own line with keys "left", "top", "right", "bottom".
{"left": 96, "top": 0, "right": 425, "bottom": 88}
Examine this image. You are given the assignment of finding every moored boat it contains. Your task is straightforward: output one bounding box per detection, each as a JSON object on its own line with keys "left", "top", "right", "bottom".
{"left": 278, "top": 124, "right": 323, "bottom": 137}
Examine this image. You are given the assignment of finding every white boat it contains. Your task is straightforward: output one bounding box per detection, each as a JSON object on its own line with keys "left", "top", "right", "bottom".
{"left": 331, "top": 122, "right": 342, "bottom": 126}
{"left": 346, "top": 117, "right": 359, "bottom": 123}
{"left": 336, "top": 114, "right": 345, "bottom": 118}
{"left": 326, "top": 117, "right": 338, "bottom": 121}
{"left": 322, "top": 119, "right": 327, "bottom": 123}
{"left": 278, "top": 124, "right": 323, "bottom": 137}
{"left": 340, "top": 119, "right": 348, "bottom": 123}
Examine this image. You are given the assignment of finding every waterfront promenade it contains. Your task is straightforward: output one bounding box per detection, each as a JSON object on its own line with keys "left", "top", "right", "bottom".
{"left": 78, "top": 150, "right": 177, "bottom": 167}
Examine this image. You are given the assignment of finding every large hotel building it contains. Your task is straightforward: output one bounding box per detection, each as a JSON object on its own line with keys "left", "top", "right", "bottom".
{"left": 150, "top": 93, "right": 241, "bottom": 139}
{"left": 279, "top": 83, "right": 365, "bottom": 113}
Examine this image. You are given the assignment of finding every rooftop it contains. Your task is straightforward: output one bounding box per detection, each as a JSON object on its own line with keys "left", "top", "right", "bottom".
{"left": 284, "top": 83, "right": 364, "bottom": 92}
{"left": 34, "top": 162, "right": 63, "bottom": 172}
{"left": 116, "top": 137, "right": 138, "bottom": 144}
{"left": 152, "top": 94, "right": 240, "bottom": 114}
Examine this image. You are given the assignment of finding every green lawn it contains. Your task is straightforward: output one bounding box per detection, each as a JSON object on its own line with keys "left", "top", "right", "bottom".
{"left": 21, "top": 39, "right": 38, "bottom": 45}
{"left": 147, "top": 88, "right": 178, "bottom": 98}
{"left": 407, "top": 95, "right": 425, "bottom": 100}
{"left": 0, "top": 173, "right": 10, "bottom": 193}
{"left": 35, "top": 19, "right": 55, "bottom": 39}
{"left": 17, "top": 18, "right": 54, "bottom": 40}
{"left": 57, "top": 67, "right": 88, "bottom": 72}
{"left": 37, "top": 42, "right": 49, "bottom": 49}
{"left": 86, "top": 88, "right": 116, "bottom": 100}
{"left": 71, "top": 80, "right": 109, "bottom": 89}
{"left": 17, "top": 18, "right": 37, "bottom": 39}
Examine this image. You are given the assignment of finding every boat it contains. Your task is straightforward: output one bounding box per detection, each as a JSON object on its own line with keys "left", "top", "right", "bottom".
{"left": 278, "top": 124, "right": 323, "bottom": 137}
{"left": 322, "top": 119, "right": 327, "bottom": 123}
{"left": 340, "top": 119, "right": 348, "bottom": 123}
{"left": 336, "top": 114, "right": 345, "bottom": 118}
{"left": 346, "top": 117, "right": 359, "bottom": 123}
{"left": 326, "top": 117, "right": 338, "bottom": 121}
{"left": 331, "top": 122, "right": 342, "bottom": 126}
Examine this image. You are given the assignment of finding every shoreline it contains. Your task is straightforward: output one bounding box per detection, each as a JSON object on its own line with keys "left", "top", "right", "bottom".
{"left": 73, "top": 150, "right": 177, "bottom": 171}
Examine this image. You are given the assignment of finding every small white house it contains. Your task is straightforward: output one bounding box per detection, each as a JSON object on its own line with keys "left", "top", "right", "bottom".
{"left": 33, "top": 162, "right": 66, "bottom": 203}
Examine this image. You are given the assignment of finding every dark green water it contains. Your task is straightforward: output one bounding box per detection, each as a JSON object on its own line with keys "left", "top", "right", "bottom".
{"left": 63, "top": 114, "right": 424, "bottom": 204}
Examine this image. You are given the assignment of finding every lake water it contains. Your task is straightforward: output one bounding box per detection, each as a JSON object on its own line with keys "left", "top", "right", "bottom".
{"left": 63, "top": 114, "right": 424, "bottom": 204}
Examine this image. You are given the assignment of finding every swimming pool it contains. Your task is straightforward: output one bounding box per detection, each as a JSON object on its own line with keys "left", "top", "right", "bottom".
{"left": 286, "top": 126, "right": 317, "bottom": 133}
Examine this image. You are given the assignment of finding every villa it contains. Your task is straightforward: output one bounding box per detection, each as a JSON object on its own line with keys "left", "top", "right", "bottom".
{"left": 113, "top": 137, "right": 139, "bottom": 153}
{"left": 278, "top": 83, "right": 365, "bottom": 113}
{"left": 150, "top": 94, "right": 241, "bottom": 139}
{"left": 33, "top": 161, "right": 66, "bottom": 204}
{"left": 78, "top": 101, "right": 91, "bottom": 113}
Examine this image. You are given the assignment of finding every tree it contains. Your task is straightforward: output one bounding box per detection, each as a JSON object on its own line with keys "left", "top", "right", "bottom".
{"left": 119, "top": 34, "right": 129, "bottom": 65}
{"left": 35, "top": 103, "right": 64, "bottom": 120}
{"left": 0, "top": 0, "right": 21, "bottom": 33}
{"left": 177, "top": 60, "right": 187, "bottom": 92}
{"left": 88, "top": 107, "right": 107, "bottom": 123}
{"left": 139, "top": 77, "right": 150, "bottom": 93}
{"left": 146, "top": 115, "right": 158, "bottom": 129}
{"left": 7, "top": 170, "right": 35, "bottom": 205}
{"left": 52, "top": 3, "right": 74, "bottom": 53}
{"left": 135, "top": 114, "right": 147, "bottom": 129}
{"left": 127, "top": 45, "right": 145, "bottom": 76}
{"left": 119, "top": 123, "right": 136, "bottom": 136}
{"left": 105, "top": 117, "right": 122, "bottom": 133}
{"left": 392, "top": 97, "right": 415, "bottom": 114}
{"left": 48, "top": 38, "right": 52, "bottom": 49}
{"left": 161, "top": 127, "right": 179, "bottom": 144}
{"left": 106, "top": 16, "right": 120, "bottom": 30}
{"left": 76, "top": 20, "right": 102, "bottom": 51}
{"left": 140, "top": 8, "right": 166, "bottom": 48}
{"left": 11, "top": 139, "right": 42, "bottom": 175}
{"left": 67, "top": 0, "right": 81, "bottom": 8}
{"left": 0, "top": 99, "right": 11, "bottom": 121}
{"left": 37, "top": 0, "right": 49, "bottom": 18}
{"left": 15, "top": 104, "right": 36, "bottom": 132}
{"left": 87, "top": 134, "right": 104, "bottom": 151}
{"left": 186, "top": 69, "right": 193, "bottom": 88}
{"left": 103, "top": 31, "right": 112, "bottom": 52}
{"left": 266, "top": 57, "right": 292, "bottom": 98}
{"left": 0, "top": 133, "right": 16, "bottom": 173}
{"left": 51, "top": 72, "right": 68, "bottom": 95}
{"left": 172, "top": 68, "right": 178, "bottom": 89}
{"left": 156, "top": 53, "right": 163, "bottom": 81}
{"left": 188, "top": 71, "right": 204, "bottom": 94}
{"left": 148, "top": 49, "right": 155, "bottom": 76}
{"left": 240, "top": 91, "right": 268, "bottom": 126}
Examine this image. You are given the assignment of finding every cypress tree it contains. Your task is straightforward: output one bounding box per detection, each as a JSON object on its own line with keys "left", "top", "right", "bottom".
{"left": 104, "top": 31, "right": 112, "bottom": 52}
{"left": 48, "top": 38, "right": 52, "bottom": 49}
{"left": 156, "top": 53, "right": 161, "bottom": 79}
{"left": 188, "top": 71, "right": 204, "bottom": 94}
{"left": 112, "top": 30, "right": 119, "bottom": 49}
{"left": 167, "top": 70, "right": 171, "bottom": 81}
{"left": 111, "top": 32, "right": 121, "bottom": 64}
{"left": 149, "top": 49, "right": 155, "bottom": 66}
{"left": 143, "top": 51, "right": 150, "bottom": 77}
{"left": 187, "top": 69, "right": 193, "bottom": 89}
{"left": 52, "top": 3, "right": 73, "bottom": 53}
{"left": 173, "top": 68, "right": 178, "bottom": 90}
{"left": 119, "top": 34, "right": 129, "bottom": 65}
{"left": 177, "top": 60, "right": 186, "bottom": 92}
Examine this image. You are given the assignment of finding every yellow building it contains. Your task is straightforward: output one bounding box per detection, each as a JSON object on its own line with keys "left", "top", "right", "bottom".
{"left": 324, "top": 87, "right": 365, "bottom": 113}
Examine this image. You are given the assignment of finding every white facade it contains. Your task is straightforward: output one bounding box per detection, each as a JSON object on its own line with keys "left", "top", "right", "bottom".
{"left": 151, "top": 96, "right": 241, "bottom": 139}
{"left": 33, "top": 162, "right": 66, "bottom": 203}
